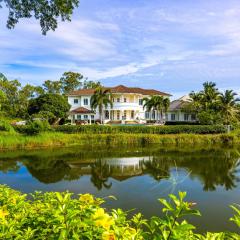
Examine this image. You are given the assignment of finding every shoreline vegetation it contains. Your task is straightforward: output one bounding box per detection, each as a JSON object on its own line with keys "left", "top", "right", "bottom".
{"left": 0, "top": 130, "right": 240, "bottom": 150}
{"left": 0, "top": 121, "right": 239, "bottom": 150}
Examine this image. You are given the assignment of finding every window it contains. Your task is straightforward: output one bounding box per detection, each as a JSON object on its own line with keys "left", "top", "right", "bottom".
{"left": 117, "top": 98, "right": 120, "bottom": 103}
{"left": 123, "top": 110, "right": 127, "bottom": 120}
{"left": 74, "top": 99, "right": 79, "bottom": 104}
{"left": 117, "top": 111, "right": 120, "bottom": 120}
{"left": 105, "top": 110, "right": 109, "bottom": 119}
{"left": 145, "top": 112, "right": 150, "bottom": 119}
{"left": 152, "top": 111, "right": 155, "bottom": 120}
{"left": 112, "top": 98, "right": 115, "bottom": 102}
{"left": 139, "top": 99, "right": 143, "bottom": 105}
{"left": 84, "top": 115, "right": 88, "bottom": 120}
{"left": 83, "top": 98, "right": 88, "bottom": 105}
{"left": 171, "top": 114, "right": 176, "bottom": 121}
{"left": 91, "top": 115, "right": 94, "bottom": 119}
{"left": 131, "top": 110, "right": 134, "bottom": 119}
{"left": 191, "top": 114, "right": 196, "bottom": 121}
{"left": 184, "top": 114, "right": 189, "bottom": 121}
{"left": 77, "top": 115, "right": 81, "bottom": 120}
{"left": 124, "top": 98, "right": 127, "bottom": 103}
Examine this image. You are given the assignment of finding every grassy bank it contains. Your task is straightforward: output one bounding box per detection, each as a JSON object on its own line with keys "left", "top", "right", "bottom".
{"left": 0, "top": 131, "right": 240, "bottom": 150}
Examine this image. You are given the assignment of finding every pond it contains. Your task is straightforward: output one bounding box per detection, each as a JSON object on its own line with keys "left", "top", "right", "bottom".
{"left": 0, "top": 145, "right": 240, "bottom": 233}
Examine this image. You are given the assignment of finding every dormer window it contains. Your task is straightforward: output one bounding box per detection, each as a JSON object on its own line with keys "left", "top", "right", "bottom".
{"left": 74, "top": 99, "right": 79, "bottom": 104}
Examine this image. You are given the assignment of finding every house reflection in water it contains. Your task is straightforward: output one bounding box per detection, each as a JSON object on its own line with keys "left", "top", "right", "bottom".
{"left": 68, "top": 157, "right": 153, "bottom": 186}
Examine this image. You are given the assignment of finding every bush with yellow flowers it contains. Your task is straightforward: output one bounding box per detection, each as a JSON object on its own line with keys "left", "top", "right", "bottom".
{"left": 0, "top": 185, "right": 239, "bottom": 240}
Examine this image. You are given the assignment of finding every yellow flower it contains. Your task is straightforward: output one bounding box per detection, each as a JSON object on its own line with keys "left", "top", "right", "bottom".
{"left": 102, "top": 231, "right": 115, "bottom": 240}
{"left": 0, "top": 209, "right": 9, "bottom": 219}
{"left": 93, "top": 208, "right": 115, "bottom": 230}
{"left": 124, "top": 227, "right": 138, "bottom": 239}
{"left": 79, "top": 194, "right": 94, "bottom": 204}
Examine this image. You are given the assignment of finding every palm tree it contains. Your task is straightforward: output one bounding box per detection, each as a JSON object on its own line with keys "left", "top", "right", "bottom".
{"left": 218, "top": 90, "right": 240, "bottom": 124}
{"left": 152, "top": 96, "right": 163, "bottom": 122}
{"left": 144, "top": 96, "right": 170, "bottom": 123}
{"left": 163, "top": 97, "right": 170, "bottom": 122}
{"left": 90, "top": 86, "right": 113, "bottom": 124}
{"left": 143, "top": 97, "right": 155, "bottom": 121}
{"left": 200, "top": 82, "right": 219, "bottom": 110}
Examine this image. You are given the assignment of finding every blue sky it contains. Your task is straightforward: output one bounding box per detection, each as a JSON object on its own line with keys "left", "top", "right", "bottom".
{"left": 1, "top": 0, "right": 240, "bottom": 98}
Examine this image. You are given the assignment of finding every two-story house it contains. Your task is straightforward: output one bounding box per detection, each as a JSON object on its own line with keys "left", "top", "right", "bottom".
{"left": 67, "top": 85, "right": 171, "bottom": 124}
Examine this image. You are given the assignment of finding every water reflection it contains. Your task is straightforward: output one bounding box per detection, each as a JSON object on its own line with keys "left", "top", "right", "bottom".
{"left": 0, "top": 146, "right": 239, "bottom": 192}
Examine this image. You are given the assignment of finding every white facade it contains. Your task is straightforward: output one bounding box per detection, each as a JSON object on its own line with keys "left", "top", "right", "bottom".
{"left": 68, "top": 93, "right": 168, "bottom": 124}
{"left": 166, "top": 95, "right": 197, "bottom": 123}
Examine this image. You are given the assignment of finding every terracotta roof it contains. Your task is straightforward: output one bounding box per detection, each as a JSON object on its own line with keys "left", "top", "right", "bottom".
{"left": 68, "top": 85, "right": 171, "bottom": 96}
{"left": 70, "top": 107, "right": 94, "bottom": 114}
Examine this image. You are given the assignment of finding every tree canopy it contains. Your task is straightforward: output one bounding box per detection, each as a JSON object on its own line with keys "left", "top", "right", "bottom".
{"left": 188, "top": 82, "right": 240, "bottom": 125}
{"left": 28, "top": 93, "right": 70, "bottom": 123}
{"left": 0, "top": 0, "right": 80, "bottom": 35}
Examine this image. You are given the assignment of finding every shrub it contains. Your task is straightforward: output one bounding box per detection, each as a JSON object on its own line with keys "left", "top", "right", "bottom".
{"left": 14, "top": 120, "right": 51, "bottom": 135}
{"left": 0, "top": 185, "right": 239, "bottom": 239}
{"left": 165, "top": 121, "right": 200, "bottom": 125}
{"left": 0, "top": 120, "right": 15, "bottom": 133}
{"left": 54, "top": 125, "right": 227, "bottom": 135}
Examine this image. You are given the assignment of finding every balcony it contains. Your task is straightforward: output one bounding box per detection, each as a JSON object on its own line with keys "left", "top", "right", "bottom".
{"left": 105, "top": 102, "right": 143, "bottom": 111}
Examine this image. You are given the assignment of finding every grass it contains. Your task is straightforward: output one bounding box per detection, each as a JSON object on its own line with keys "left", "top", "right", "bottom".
{"left": 0, "top": 130, "right": 239, "bottom": 150}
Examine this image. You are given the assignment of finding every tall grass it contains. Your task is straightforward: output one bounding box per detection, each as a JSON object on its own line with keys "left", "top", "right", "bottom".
{"left": 0, "top": 131, "right": 239, "bottom": 150}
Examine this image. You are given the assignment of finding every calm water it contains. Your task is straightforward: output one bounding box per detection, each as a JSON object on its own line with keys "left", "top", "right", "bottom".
{"left": 0, "top": 145, "right": 240, "bottom": 233}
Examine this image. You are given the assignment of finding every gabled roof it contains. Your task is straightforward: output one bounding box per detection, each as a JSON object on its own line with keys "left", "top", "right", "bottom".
{"left": 70, "top": 107, "right": 94, "bottom": 114}
{"left": 68, "top": 85, "right": 171, "bottom": 97}
{"left": 169, "top": 95, "right": 191, "bottom": 111}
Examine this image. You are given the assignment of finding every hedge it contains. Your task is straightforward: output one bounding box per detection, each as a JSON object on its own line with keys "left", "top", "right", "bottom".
{"left": 53, "top": 125, "right": 227, "bottom": 134}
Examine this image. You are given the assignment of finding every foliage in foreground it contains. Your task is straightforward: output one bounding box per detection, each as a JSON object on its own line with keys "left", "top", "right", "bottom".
{"left": 0, "top": 185, "right": 239, "bottom": 239}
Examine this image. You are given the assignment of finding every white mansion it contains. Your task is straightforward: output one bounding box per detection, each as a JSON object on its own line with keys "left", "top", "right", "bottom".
{"left": 68, "top": 85, "right": 196, "bottom": 124}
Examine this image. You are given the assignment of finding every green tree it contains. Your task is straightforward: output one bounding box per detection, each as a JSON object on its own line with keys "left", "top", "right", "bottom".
{"left": 28, "top": 94, "right": 70, "bottom": 124}
{"left": 90, "top": 87, "right": 113, "bottom": 124}
{"left": 218, "top": 90, "right": 240, "bottom": 125}
{"left": 60, "top": 71, "right": 83, "bottom": 94}
{"left": 200, "top": 82, "right": 219, "bottom": 111}
{"left": 83, "top": 80, "right": 102, "bottom": 89}
{"left": 143, "top": 96, "right": 155, "bottom": 121}
{"left": 0, "top": 74, "right": 21, "bottom": 116}
{"left": 43, "top": 80, "right": 62, "bottom": 94}
{"left": 0, "top": 90, "right": 6, "bottom": 112}
{"left": 1, "top": 0, "right": 80, "bottom": 35}
{"left": 144, "top": 96, "right": 170, "bottom": 122}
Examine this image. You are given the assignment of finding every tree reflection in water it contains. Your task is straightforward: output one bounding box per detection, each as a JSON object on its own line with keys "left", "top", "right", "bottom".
{"left": 0, "top": 147, "right": 239, "bottom": 191}
{"left": 90, "top": 159, "right": 112, "bottom": 190}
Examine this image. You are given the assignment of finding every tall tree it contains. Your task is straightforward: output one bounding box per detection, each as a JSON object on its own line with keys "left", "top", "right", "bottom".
{"left": 218, "top": 90, "right": 240, "bottom": 125}
{"left": 143, "top": 97, "right": 155, "bottom": 121}
{"left": 90, "top": 87, "right": 113, "bottom": 124}
{"left": 143, "top": 96, "right": 170, "bottom": 122}
{"left": 83, "top": 80, "right": 101, "bottom": 89}
{"left": 0, "top": 74, "right": 21, "bottom": 116}
{"left": 1, "top": 0, "right": 80, "bottom": 35}
{"left": 200, "top": 81, "right": 219, "bottom": 111}
{"left": 60, "top": 71, "right": 83, "bottom": 94}
{"left": 43, "top": 80, "right": 61, "bottom": 94}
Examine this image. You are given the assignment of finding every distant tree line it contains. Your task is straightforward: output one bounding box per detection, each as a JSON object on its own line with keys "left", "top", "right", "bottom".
{"left": 0, "top": 72, "right": 101, "bottom": 124}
